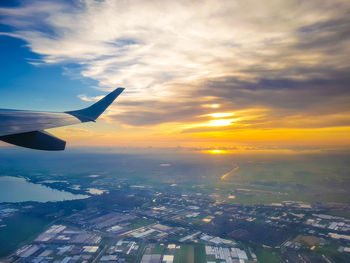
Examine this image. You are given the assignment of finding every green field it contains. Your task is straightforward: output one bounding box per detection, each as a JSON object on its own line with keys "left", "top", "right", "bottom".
{"left": 174, "top": 245, "right": 192, "bottom": 263}
{"left": 314, "top": 244, "right": 350, "bottom": 263}
{"left": 173, "top": 244, "right": 206, "bottom": 263}
{"left": 254, "top": 247, "right": 281, "bottom": 263}
{"left": 0, "top": 213, "right": 51, "bottom": 258}
{"left": 213, "top": 154, "right": 350, "bottom": 206}
{"left": 128, "top": 218, "right": 154, "bottom": 229}
{"left": 152, "top": 244, "right": 165, "bottom": 254}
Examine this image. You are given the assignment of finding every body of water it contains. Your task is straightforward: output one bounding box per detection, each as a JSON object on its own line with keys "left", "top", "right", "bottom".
{"left": 0, "top": 176, "right": 89, "bottom": 203}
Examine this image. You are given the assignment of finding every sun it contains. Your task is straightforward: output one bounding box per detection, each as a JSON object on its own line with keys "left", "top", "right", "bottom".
{"left": 207, "top": 112, "right": 233, "bottom": 118}
{"left": 204, "top": 149, "right": 229, "bottom": 154}
{"left": 207, "top": 118, "right": 237, "bottom": 127}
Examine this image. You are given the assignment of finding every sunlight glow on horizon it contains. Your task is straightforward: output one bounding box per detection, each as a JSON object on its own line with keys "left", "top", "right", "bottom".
{"left": 204, "top": 149, "right": 229, "bottom": 154}
{"left": 207, "top": 112, "right": 234, "bottom": 118}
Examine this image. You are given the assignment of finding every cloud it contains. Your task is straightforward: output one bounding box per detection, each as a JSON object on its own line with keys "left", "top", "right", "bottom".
{"left": 77, "top": 94, "right": 103, "bottom": 102}
{"left": 1, "top": 0, "right": 350, "bottom": 134}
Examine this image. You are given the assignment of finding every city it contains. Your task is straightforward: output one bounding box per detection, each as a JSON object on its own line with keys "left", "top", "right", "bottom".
{"left": 1, "top": 180, "right": 349, "bottom": 263}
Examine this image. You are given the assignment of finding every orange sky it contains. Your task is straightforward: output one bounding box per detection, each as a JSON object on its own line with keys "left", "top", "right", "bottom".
{"left": 51, "top": 113, "right": 350, "bottom": 151}
{"left": 1, "top": 0, "right": 350, "bottom": 153}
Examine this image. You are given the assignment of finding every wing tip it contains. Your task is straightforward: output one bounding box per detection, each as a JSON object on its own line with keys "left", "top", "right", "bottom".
{"left": 66, "top": 87, "right": 125, "bottom": 122}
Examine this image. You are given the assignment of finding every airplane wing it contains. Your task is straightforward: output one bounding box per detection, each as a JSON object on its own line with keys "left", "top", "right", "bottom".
{"left": 0, "top": 88, "right": 124, "bottom": 151}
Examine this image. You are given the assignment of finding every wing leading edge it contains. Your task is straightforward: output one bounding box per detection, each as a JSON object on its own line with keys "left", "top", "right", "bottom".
{"left": 0, "top": 88, "right": 124, "bottom": 151}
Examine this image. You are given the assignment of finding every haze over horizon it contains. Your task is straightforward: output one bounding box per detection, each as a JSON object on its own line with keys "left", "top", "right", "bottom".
{"left": 1, "top": 0, "right": 350, "bottom": 152}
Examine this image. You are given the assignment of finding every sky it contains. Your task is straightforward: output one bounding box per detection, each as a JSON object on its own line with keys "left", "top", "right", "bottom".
{"left": 0, "top": 0, "right": 350, "bottom": 153}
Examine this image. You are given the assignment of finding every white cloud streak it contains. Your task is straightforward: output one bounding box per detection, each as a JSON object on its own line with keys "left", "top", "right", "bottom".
{"left": 77, "top": 94, "right": 103, "bottom": 102}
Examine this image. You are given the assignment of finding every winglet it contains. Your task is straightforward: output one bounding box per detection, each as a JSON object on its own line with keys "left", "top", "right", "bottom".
{"left": 66, "top": 88, "right": 124, "bottom": 122}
